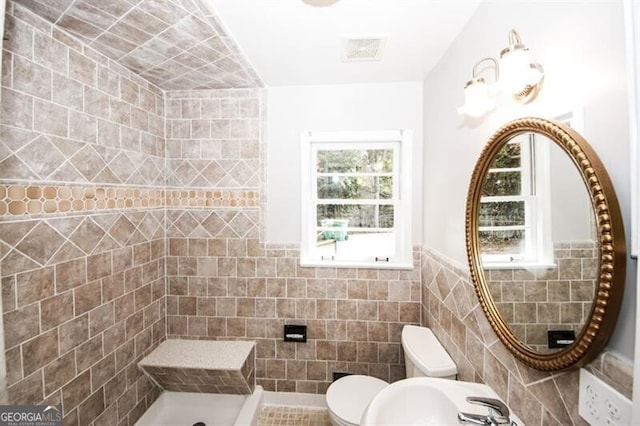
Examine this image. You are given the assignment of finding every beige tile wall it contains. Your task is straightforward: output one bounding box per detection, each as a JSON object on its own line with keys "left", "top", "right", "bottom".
{"left": 13, "top": 0, "right": 262, "bottom": 89}
{"left": 487, "top": 241, "right": 597, "bottom": 352}
{"left": 421, "top": 247, "right": 632, "bottom": 426}
{"left": 162, "top": 88, "right": 423, "bottom": 393}
{"left": 2, "top": 3, "right": 165, "bottom": 186}
{"left": 1, "top": 3, "right": 166, "bottom": 425}
{"left": 165, "top": 235, "right": 422, "bottom": 393}
{"left": 164, "top": 88, "right": 261, "bottom": 189}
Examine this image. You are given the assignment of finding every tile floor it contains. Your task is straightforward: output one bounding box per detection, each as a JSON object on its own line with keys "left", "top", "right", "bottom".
{"left": 257, "top": 406, "right": 331, "bottom": 426}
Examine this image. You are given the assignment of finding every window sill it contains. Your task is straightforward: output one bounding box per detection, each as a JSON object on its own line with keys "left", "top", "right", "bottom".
{"left": 299, "top": 259, "right": 414, "bottom": 270}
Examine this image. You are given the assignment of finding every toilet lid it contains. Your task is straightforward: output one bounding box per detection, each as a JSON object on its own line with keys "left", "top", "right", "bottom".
{"left": 326, "top": 375, "right": 388, "bottom": 425}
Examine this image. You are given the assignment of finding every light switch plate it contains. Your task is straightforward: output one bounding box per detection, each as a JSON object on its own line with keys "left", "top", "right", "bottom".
{"left": 578, "top": 368, "right": 632, "bottom": 426}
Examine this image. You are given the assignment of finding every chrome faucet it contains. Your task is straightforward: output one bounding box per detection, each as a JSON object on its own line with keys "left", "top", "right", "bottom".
{"left": 457, "top": 396, "right": 517, "bottom": 426}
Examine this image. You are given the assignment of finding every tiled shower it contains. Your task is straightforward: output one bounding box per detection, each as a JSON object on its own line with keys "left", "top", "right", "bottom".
{"left": 1, "top": 2, "right": 168, "bottom": 423}
{"left": 0, "top": 1, "right": 420, "bottom": 424}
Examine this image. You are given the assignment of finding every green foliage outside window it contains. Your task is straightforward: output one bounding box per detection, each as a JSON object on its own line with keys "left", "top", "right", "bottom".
{"left": 479, "top": 141, "right": 527, "bottom": 255}
{"left": 317, "top": 149, "right": 393, "bottom": 173}
{"left": 316, "top": 148, "right": 395, "bottom": 238}
{"left": 491, "top": 142, "right": 521, "bottom": 168}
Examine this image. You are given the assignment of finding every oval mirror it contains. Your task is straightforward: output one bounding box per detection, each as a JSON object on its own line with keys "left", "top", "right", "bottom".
{"left": 465, "top": 117, "right": 626, "bottom": 371}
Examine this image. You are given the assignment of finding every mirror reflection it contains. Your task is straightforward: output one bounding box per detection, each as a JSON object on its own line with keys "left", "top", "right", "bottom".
{"left": 478, "top": 132, "right": 597, "bottom": 353}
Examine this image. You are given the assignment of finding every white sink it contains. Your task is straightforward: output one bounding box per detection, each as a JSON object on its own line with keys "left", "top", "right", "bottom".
{"left": 361, "top": 377, "right": 523, "bottom": 425}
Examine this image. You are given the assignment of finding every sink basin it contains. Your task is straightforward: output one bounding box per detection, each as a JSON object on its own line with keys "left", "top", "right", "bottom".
{"left": 361, "top": 377, "right": 523, "bottom": 425}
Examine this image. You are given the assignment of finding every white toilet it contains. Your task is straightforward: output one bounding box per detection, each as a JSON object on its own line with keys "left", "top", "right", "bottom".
{"left": 325, "top": 325, "right": 457, "bottom": 426}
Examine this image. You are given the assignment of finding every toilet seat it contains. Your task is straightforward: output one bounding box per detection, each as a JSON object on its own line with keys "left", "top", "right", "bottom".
{"left": 326, "top": 375, "right": 388, "bottom": 426}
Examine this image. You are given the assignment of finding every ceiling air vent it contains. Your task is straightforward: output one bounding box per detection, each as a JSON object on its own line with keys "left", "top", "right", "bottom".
{"left": 342, "top": 36, "right": 387, "bottom": 62}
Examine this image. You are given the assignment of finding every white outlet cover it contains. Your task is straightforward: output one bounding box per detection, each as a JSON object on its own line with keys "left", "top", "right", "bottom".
{"left": 579, "top": 368, "right": 632, "bottom": 426}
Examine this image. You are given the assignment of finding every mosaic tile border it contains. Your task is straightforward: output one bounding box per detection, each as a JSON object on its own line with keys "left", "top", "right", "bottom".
{"left": 257, "top": 406, "right": 331, "bottom": 426}
{"left": 165, "top": 189, "right": 259, "bottom": 208}
{"left": 0, "top": 184, "right": 259, "bottom": 217}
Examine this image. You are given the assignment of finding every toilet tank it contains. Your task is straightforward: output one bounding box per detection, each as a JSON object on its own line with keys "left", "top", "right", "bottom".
{"left": 401, "top": 325, "right": 457, "bottom": 380}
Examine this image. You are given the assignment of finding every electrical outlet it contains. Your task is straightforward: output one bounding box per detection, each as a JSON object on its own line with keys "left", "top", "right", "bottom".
{"left": 579, "top": 368, "right": 631, "bottom": 426}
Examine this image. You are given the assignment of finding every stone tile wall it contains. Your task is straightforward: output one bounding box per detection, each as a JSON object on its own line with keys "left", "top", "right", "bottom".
{"left": 164, "top": 88, "right": 261, "bottom": 189}
{"left": 141, "top": 363, "right": 255, "bottom": 394}
{"left": 487, "top": 240, "right": 598, "bottom": 352}
{"left": 1, "top": 3, "right": 166, "bottom": 425}
{"left": 165, "top": 237, "right": 422, "bottom": 393}
{"left": 13, "top": 0, "right": 262, "bottom": 90}
{"left": 162, "top": 89, "right": 422, "bottom": 394}
{"left": 421, "top": 247, "right": 632, "bottom": 426}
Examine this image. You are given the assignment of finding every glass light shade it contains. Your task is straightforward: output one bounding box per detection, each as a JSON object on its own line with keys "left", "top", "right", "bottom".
{"left": 457, "top": 80, "right": 495, "bottom": 118}
{"left": 524, "top": 65, "right": 543, "bottom": 86}
{"left": 499, "top": 48, "right": 532, "bottom": 94}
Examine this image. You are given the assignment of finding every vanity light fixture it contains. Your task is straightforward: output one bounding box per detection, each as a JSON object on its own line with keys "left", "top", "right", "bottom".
{"left": 458, "top": 29, "right": 545, "bottom": 117}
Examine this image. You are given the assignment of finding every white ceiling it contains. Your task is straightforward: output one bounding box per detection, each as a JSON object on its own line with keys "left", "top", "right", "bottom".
{"left": 209, "top": 0, "right": 482, "bottom": 86}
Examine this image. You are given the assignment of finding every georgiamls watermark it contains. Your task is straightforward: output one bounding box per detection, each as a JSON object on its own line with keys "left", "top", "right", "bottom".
{"left": 0, "top": 404, "right": 62, "bottom": 426}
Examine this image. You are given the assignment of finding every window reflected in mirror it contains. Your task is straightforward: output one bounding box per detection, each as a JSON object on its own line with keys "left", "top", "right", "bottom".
{"left": 479, "top": 134, "right": 552, "bottom": 266}
{"left": 477, "top": 131, "right": 598, "bottom": 353}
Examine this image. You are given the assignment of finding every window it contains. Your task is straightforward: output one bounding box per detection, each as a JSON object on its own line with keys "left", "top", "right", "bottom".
{"left": 479, "top": 133, "right": 552, "bottom": 267}
{"left": 300, "top": 130, "right": 412, "bottom": 269}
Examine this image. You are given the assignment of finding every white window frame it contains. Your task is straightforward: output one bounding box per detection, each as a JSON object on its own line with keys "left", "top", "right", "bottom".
{"left": 300, "top": 130, "right": 413, "bottom": 269}
{"left": 480, "top": 133, "right": 553, "bottom": 269}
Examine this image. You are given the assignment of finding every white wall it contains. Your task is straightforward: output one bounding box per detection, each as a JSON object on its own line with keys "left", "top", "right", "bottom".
{"left": 548, "top": 138, "right": 593, "bottom": 242}
{"left": 266, "top": 82, "right": 424, "bottom": 244}
{"left": 423, "top": 1, "right": 636, "bottom": 359}
{"left": 626, "top": 0, "right": 640, "bottom": 421}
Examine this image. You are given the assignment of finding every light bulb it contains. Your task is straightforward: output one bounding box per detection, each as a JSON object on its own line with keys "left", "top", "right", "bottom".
{"left": 457, "top": 80, "right": 495, "bottom": 118}
{"left": 499, "top": 48, "right": 532, "bottom": 94}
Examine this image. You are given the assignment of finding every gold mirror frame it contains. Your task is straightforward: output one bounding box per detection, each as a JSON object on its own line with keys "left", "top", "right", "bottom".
{"left": 465, "top": 117, "right": 626, "bottom": 371}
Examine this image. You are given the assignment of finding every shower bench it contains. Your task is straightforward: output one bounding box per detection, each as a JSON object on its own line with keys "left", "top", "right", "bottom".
{"left": 138, "top": 339, "right": 255, "bottom": 394}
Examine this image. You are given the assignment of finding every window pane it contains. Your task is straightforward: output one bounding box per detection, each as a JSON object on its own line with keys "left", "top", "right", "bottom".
{"left": 316, "top": 231, "right": 395, "bottom": 258}
{"left": 481, "top": 171, "right": 521, "bottom": 196}
{"left": 479, "top": 201, "right": 525, "bottom": 226}
{"left": 317, "top": 149, "right": 393, "bottom": 173}
{"left": 490, "top": 142, "right": 521, "bottom": 169}
{"left": 317, "top": 204, "right": 394, "bottom": 229}
{"left": 317, "top": 176, "right": 393, "bottom": 199}
{"left": 479, "top": 230, "right": 525, "bottom": 255}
